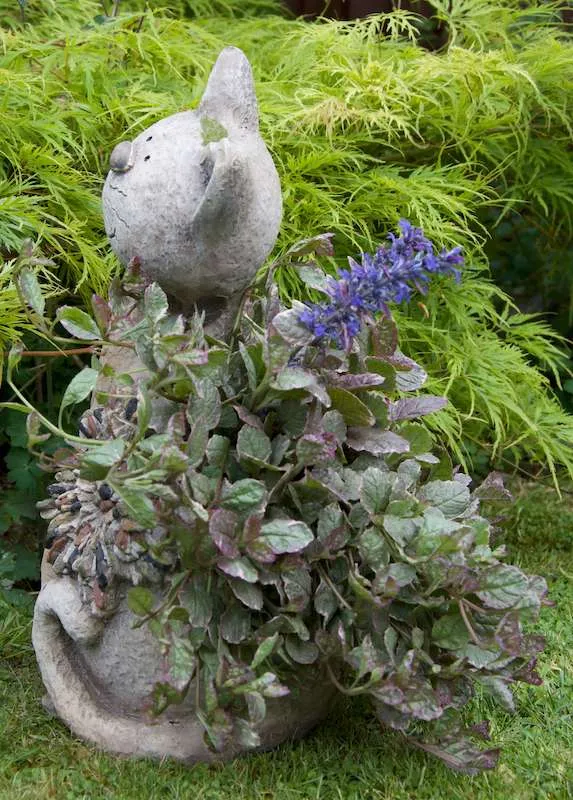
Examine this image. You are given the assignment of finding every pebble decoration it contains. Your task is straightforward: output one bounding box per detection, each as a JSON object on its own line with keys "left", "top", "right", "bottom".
{"left": 38, "top": 403, "right": 174, "bottom": 618}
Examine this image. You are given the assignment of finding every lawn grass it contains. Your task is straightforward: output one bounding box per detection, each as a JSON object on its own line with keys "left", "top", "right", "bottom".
{"left": 1, "top": 483, "right": 573, "bottom": 800}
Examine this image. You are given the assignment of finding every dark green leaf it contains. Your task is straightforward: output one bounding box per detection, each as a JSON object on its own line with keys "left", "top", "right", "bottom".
{"left": 400, "top": 422, "right": 433, "bottom": 456}
{"left": 358, "top": 527, "right": 390, "bottom": 569}
{"left": 206, "top": 435, "right": 230, "bottom": 468}
{"left": 57, "top": 307, "right": 101, "bottom": 340}
{"left": 419, "top": 480, "right": 470, "bottom": 518}
{"left": 314, "top": 579, "right": 338, "bottom": 623}
{"left": 186, "top": 421, "right": 209, "bottom": 468}
{"left": 218, "top": 557, "right": 258, "bottom": 583}
{"left": 362, "top": 393, "right": 390, "bottom": 427}
{"left": 60, "top": 368, "right": 98, "bottom": 416}
{"left": 283, "top": 568, "right": 312, "bottom": 611}
{"left": 322, "top": 409, "right": 347, "bottom": 443}
{"left": 286, "top": 233, "right": 334, "bottom": 258}
{"left": 271, "top": 367, "right": 329, "bottom": 406}
{"left": 252, "top": 632, "right": 281, "bottom": 669}
{"left": 297, "top": 264, "right": 330, "bottom": 294}
{"left": 144, "top": 283, "right": 169, "bottom": 324}
{"left": 271, "top": 434, "right": 291, "bottom": 465}
{"left": 278, "top": 400, "right": 308, "bottom": 437}
{"left": 239, "top": 342, "right": 258, "bottom": 391}
{"left": 160, "top": 445, "right": 189, "bottom": 473}
{"left": 220, "top": 479, "right": 267, "bottom": 513}
{"left": 259, "top": 519, "right": 314, "bottom": 554}
{"left": 383, "top": 515, "right": 421, "bottom": 547}
{"left": 180, "top": 574, "right": 213, "bottom": 627}
{"left": 296, "top": 432, "right": 337, "bottom": 465}
{"left": 272, "top": 308, "right": 315, "bottom": 346}
{"left": 328, "top": 388, "right": 374, "bottom": 427}
{"left": 458, "top": 644, "right": 499, "bottom": 668}
{"left": 237, "top": 426, "right": 272, "bottom": 465}
{"left": 220, "top": 603, "right": 252, "bottom": 644}
{"left": 113, "top": 484, "right": 156, "bottom": 528}
{"left": 347, "top": 427, "right": 410, "bottom": 455}
{"left": 476, "top": 565, "right": 529, "bottom": 610}
{"left": 187, "top": 379, "right": 221, "bottom": 430}
{"left": 413, "top": 508, "right": 465, "bottom": 556}
{"left": 82, "top": 439, "right": 125, "bottom": 469}
{"left": 432, "top": 613, "right": 470, "bottom": 650}
{"left": 127, "top": 586, "right": 155, "bottom": 616}
{"left": 229, "top": 578, "right": 264, "bottom": 610}
{"left": 167, "top": 639, "right": 196, "bottom": 690}
{"left": 317, "top": 504, "right": 344, "bottom": 541}
{"left": 17, "top": 267, "right": 44, "bottom": 315}
{"left": 346, "top": 635, "right": 382, "bottom": 677}
{"left": 360, "top": 467, "right": 395, "bottom": 515}
{"left": 285, "top": 636, "right": 319, "bottom": 664}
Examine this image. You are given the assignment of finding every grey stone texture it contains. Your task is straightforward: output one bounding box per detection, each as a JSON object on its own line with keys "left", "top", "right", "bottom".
{"left": 101, "top": 46, "right": 282, "bottom": 329}
{"left": 32, "top": 576, "right": 335, "bottom": 762}
{"left": 33, "top": 48, "right": 333, "bottom": 763}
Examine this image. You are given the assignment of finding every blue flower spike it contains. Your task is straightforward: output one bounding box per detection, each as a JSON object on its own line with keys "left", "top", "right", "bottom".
{"left": 299, "top": 219, "right": 463, "bottom": 349}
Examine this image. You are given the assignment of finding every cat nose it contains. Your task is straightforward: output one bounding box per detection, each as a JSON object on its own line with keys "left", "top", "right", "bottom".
{"left": 109, "top": 141, "right": 134, "bottom": 173}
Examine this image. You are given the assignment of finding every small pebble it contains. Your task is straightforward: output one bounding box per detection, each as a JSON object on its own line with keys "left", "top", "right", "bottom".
{"left": 47, "top": 483, "right": 72, "bottom": 497}
{"left": 98, "top": 483, "right": 113, "bottom": 501}
{"left": 124, "top": 397, "right": 138, "bottom": 420}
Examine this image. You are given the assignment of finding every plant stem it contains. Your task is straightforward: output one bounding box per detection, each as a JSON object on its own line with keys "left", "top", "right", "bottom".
{"left": 17, "top": 348, "right": 94, "bottom": 358}
{"left": 326, "top": 661, "right": 369, "bottom": 697}
{"left": 267, "top": 459, "right": 304, "bottom": 502}
{"left": 6, "top": 378, "right": 108, "bottom": 446}
{"left": 458, "top": 600, "right": 481, "bottom": 646}
{"left": 318, "top": 565, "right": 352, "bottom": 610}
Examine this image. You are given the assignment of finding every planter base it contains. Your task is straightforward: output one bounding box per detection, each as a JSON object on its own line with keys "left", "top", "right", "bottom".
{"left": 32, "top": 575, "right": 336, "bottom": 762}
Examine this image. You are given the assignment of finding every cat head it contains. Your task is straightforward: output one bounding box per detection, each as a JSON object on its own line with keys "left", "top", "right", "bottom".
{"left": 102, "top": 47, "right": 282, "bottom": 332}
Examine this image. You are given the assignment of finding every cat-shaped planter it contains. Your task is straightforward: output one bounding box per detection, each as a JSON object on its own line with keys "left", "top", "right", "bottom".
{"left": 33, "top": 48, "right": 334, "bottom": 763}
{"left": 102, "top": 46, "right": 282, "bottom": 331}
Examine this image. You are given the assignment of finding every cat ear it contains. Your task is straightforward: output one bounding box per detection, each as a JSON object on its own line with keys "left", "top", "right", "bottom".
{"left": 198, "top": 47, "right": 259, "bottom": 133}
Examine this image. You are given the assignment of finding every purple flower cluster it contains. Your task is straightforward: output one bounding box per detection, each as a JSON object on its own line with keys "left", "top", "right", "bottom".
{"left": 299, "top": 219, "right": 463, "bottom": 349}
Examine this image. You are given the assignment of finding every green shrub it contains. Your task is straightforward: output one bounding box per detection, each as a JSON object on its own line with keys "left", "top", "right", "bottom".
{"left": 1, "top": 0, "right": 573, "bottom": 477}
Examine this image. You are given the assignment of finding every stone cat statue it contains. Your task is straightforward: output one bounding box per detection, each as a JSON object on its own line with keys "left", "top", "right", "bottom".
{"left": 102, "top": 46, "right": 282, "bottom": 331}
{"left": 33, "top": 48, "right": 333, "bottom": 763}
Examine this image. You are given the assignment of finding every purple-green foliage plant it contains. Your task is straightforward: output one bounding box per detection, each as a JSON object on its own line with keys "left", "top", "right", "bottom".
{"left": 4, "top": 224, "right": 549, "bottom": 774}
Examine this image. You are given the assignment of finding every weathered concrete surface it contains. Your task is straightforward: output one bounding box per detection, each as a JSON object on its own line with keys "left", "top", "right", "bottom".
{"left": 102, "top": 46, "right": 282, "bottom": 329}
{"left": 32, "top": 49, "right": 334, "bottom": 764}
{"left": 32, "top": 578, "right": 335, "bottom": 762}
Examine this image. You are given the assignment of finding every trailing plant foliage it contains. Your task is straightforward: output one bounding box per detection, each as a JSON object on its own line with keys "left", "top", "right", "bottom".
{"left": 3, "top": 227, "right": 549, "bottom": 773}
{"left": 1, "top": 0, "right": 573, "bottom": 476}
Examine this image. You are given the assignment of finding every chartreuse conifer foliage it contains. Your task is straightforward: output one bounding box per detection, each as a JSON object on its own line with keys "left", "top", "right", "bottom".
{"left": 1, "top": 0, "right": 573, "bottom": 474}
